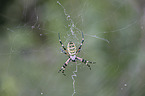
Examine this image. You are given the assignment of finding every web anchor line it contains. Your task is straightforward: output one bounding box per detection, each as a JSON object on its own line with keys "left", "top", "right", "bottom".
{"left": 71, "top": 62, "right": 78, "bottom": 96}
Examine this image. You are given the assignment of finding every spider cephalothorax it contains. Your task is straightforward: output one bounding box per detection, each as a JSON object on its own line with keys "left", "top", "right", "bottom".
{"left": 58, "top": 32, "right": 95, "bottom": 75}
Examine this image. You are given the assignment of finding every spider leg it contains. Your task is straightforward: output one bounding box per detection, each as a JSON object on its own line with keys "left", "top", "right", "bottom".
{"left": 58, "top": 33, "right": 69, "bottom": 56}
{"left": 77, "top": 57, "right": 96, "bottom": 70}
{"left": 76, "top": 32, "right": 84, "bottom": 54}
{"left": 60, "top": 48, "right": 68, "bottom": 55}
{"left": 58, "top": 58, "right": 71, "bottom": 75}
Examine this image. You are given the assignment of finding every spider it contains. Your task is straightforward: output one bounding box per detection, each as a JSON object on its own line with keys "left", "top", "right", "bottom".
{"left": 58, "top": 32, "right": 96, "bottom": 75}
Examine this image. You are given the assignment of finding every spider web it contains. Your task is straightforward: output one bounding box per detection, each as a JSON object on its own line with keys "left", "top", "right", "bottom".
{"left": 0, "top": 0, "right": 142, "bottom": 96}
{"left": 57, "top": 1, "right": 112, "bottom": 95}
{"left": 57, "top": 1, "right": 83, "bottom": 96}
{"left": 57, "top": 1, "right": 138, "bottom": 96}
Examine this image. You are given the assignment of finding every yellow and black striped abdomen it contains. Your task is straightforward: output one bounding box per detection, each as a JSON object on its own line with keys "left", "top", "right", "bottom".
{"left": 67, "top": 42, "right": 76, "bottom": 56}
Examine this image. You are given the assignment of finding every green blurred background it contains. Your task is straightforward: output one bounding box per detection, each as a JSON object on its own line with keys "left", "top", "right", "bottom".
{"left": 0, "top": 0, "right": 145, "bottom": 96}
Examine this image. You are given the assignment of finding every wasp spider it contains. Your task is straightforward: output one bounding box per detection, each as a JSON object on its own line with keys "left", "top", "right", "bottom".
{"left": 58, "top": 32, "right": 96, "bottom": 75}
